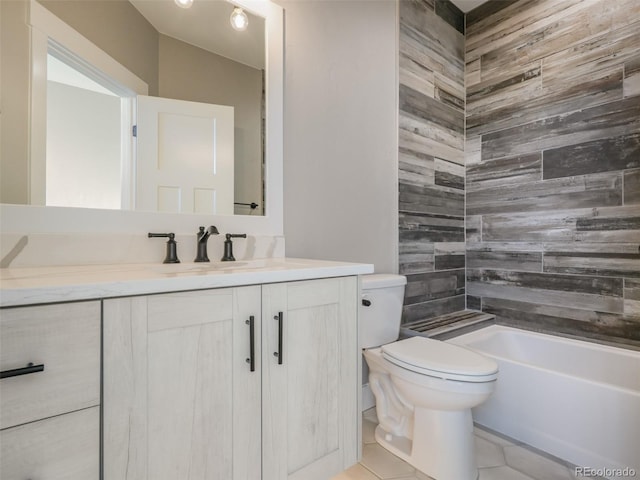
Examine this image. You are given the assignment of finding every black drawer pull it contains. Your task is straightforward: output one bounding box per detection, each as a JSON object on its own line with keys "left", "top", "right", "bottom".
{"left": 1, "top": 363, "right": 45, "bottom": 379}
{"left": 245, "top": 316, "right": 256, "bottom": 372}
{"left": 273, "top": 312, "right": 283, "bottom": 365}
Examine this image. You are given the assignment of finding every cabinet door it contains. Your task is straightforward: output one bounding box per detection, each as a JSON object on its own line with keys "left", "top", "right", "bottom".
{"left": 262, "top": 277, "right": 358, "bottom": 480}
{"left": 1, "top": 406, "right": 100, "bottom": 480}
{"left": 103, "top": 286, "right": 261, "bottom": 480}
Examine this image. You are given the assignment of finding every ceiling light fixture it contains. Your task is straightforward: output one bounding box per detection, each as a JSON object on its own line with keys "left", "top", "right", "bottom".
{"left": 174, "top": 0, "right": 194, "bottom": 9}
{"left": 230, "top": 7, "right": 249, "bottom": 31}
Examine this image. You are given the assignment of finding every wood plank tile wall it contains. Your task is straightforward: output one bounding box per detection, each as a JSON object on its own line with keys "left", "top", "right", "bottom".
{"left": 398, "top": 0, "right": 466, "bottom": 323}
{"left": 465, "top": 0, "right": 640, "bottom": 346}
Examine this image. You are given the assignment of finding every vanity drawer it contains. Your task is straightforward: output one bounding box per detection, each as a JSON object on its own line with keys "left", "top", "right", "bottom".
{"left": 0, "top": 406, "right": 99, "bottom": 480}
{"left": 0, "top": 301, "right": 100, "bottom": 429}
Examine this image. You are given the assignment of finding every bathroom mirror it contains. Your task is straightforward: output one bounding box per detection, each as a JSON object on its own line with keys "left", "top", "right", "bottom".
{"left": 0, "top": 0, "right": 282, "bottom": 220}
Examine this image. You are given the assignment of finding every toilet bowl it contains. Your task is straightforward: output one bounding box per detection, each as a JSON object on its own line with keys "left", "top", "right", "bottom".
{"left": 361, "top": 274, "right": 498, "bottom": 480}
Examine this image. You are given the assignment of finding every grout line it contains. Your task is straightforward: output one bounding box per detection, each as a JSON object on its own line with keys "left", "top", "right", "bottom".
{"left": 464, "top": 9, "right": 468, "bottom": 312}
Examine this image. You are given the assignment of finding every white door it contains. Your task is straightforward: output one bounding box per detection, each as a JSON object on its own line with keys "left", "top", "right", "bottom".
{"left": 136, "top": 95, "right": 234, "bottom": 214}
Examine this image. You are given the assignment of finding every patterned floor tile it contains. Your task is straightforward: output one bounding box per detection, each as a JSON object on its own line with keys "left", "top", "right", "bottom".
{"left": 476, "top": 435, "right": 507, "bottom": 468}
{"left": 331, "top": 463, "right": 380, "bottom": 480}
{"left": 479, "top": 466, "right": 536, "bottom": 480}
{"left": 360, "top": 443, "right": 416, "bottom": 479}
{"left": 503, "top": 445, "right": 574, "bottom": 480}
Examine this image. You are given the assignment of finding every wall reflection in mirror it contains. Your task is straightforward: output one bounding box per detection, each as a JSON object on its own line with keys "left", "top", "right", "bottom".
{"left": 0, "top": 0, "right": 266, "bottom": 216}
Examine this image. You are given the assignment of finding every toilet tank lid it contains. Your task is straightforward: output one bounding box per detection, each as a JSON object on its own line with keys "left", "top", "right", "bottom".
{"left": 362, "top": 274, "right": 407, "bottom": 289}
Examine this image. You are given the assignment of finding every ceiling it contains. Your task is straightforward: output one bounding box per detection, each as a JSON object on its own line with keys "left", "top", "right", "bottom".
{"left": 450, "top": 0, "right": 490, "bottom": 13}
{"left": 128, "top": 0, "right": 265, "bottom": 70}
{"left": 126, "top": 0, "right": 486, "bottom": 70}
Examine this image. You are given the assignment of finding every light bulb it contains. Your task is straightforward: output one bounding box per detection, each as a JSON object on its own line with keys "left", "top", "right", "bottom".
{"left": 230, "top": 7, "right": 248, "bottom": 31}
{"left": 174, "top": 0, "right": 193, "bottom": 8}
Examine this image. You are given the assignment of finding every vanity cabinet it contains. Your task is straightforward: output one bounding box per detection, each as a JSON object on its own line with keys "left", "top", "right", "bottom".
{"left": 103, "top": 276, "right": 358, "bottom": 480}
{"left": 0, "top": 301, "right": 101, "bottom": 479}
{"left": 103, "top": 286, "right": 262, "bottom": 480}
{"left": 262, "top": 277, "right": 358, "bottom": 480}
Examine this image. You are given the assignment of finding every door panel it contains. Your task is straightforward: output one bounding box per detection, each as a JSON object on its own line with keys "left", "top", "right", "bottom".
{"left": 103, "top": 287, "right": 261, "bottom": 480}
{"left": 147, "top": 321, "right": 233, "bottom": 479}
{"left": 262, "top": 277, "right": 358, "bottom": 480}
{"left": 136, "top": 95, "right": 234, "bottom": 214}
{"left": 286, "top": 304, "right": 340, "bottom": 473}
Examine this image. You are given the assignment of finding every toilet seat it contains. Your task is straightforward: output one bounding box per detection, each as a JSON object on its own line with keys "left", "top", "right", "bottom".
{"left": 381, "top": 337, "right": 498, "bottom": 383}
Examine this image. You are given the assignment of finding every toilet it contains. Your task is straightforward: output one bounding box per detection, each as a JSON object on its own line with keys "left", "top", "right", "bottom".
{"left": 361, "top": 274, "right": 498, "bottom": 480}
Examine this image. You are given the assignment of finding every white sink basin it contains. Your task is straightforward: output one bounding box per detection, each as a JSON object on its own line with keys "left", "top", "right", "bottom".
{"left": 147, "top": 258, "right": 318, "bottom": 276}
{"left": 148, "top": 262, "right": 248, "bottom": 274}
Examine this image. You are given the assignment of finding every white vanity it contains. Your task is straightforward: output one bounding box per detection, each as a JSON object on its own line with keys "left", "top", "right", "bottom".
{"left": 0, "top": 258, "right": 372, "bottom": 480}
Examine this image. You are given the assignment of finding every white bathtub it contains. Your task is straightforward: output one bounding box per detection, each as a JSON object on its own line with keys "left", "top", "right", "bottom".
{"left": 448, "top": 325, "right": 640, "bottom": 475}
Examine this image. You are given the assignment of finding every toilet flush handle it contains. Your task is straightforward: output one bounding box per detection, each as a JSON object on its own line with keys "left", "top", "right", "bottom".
{"left": 362, "top": 298, "right": 372, "bottom": 307}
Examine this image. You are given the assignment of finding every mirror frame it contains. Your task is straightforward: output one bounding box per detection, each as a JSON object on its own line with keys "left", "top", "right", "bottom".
{"left": 0, "top": 0, "right": 283, "bottom": 236}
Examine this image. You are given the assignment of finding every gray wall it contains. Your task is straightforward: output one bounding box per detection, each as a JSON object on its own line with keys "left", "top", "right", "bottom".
{"left": 280, "top": 0, "right": 398, "bottom": 274}
{"left": 1, "top": 0, "right": 31, "bottom": 205}
{"left": 398, "top": 0, "right": 466, "bottom": 324}
{"left": 465, "top": 0, "right": 640, "bottom": 347}
{"left": 39, "top": 0, "right": 160, "bottom": 95}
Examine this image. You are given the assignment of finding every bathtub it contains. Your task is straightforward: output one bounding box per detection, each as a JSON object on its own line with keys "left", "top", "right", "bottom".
{"left": 448, "top": 325, "right": 640, "bottom": 474}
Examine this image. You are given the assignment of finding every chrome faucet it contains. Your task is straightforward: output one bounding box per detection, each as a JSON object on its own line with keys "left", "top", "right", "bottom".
{"left": 195, "top": 226, "right": 219, "bottom": 262}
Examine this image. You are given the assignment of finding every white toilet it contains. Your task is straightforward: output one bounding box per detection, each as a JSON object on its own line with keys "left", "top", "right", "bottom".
{"left": 361, "top": 274, "right": 498, "bottom": 480}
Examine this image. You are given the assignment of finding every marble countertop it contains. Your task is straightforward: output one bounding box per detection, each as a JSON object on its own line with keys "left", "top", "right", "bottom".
{"left": 0, "top": 258, "right": 374, "bottom": 307}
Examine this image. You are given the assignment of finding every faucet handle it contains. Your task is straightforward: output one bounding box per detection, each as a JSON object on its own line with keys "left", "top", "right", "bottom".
{"left": 148, "top": 232, "right": 180, "bottom": 264}
{"left": 221, "top": 234, "right": 247, "bottom": 262}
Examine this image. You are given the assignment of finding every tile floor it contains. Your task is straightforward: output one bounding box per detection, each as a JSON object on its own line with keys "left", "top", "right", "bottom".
{"left": 332, "top": 409, "right": 592, "bottom": 480}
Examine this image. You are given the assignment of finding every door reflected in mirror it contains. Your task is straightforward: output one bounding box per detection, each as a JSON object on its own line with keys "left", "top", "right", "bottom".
{"left": 1, "top": 0, "right": 266, "bottom": 216}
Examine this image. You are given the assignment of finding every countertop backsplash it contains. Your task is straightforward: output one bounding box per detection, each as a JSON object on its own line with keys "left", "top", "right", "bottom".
{"left": 0, "top": 233, "right": 285, "bottom": 268}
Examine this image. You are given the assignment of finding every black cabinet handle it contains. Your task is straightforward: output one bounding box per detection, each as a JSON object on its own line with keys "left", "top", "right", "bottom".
{"left": 273, "top": 312, "right": 283, "bottom": 365}
{"left": 245, "top": 316, "right": 255, "bottom": 372}
{"left": 1, "top": 363, "right": 45, "bottom": 379}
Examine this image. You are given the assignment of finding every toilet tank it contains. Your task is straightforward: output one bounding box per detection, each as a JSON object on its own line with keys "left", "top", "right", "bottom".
{"left": 360, "top": 274, "right": 407, "bottom": 349}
